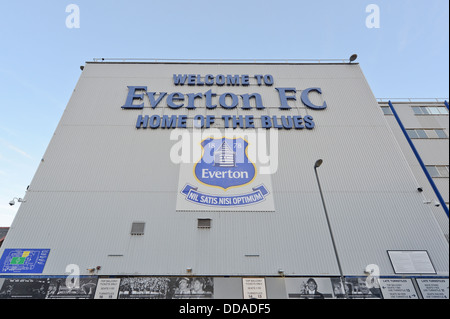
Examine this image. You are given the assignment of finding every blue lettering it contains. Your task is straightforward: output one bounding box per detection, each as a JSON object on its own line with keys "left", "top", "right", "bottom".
{"left": 261, "top": 115, "right": 272, "bottom": 129}
{"left": 272, "top": 116, "right": 283, "bottom": 129}
{"left": 219, "top": 93, "right": 239, "bottom": 109}
{"left": 226, "top": 75, "right": 240, "bottom": 86}
{"left": 167, "top": 92, "right": 184, "bottom": 109}
{"left": 206, "top": 115, "right": 215, "bottom": 128}
{"left": 204, "top": 89, "right": 217, "bottom": 109}
{"left": 255, "top": 75, "right": 263, "bottom": 86}
{"left": 186, "top": 93, "right": 202, "bottom": 109}
{"left": 245, "top": 116, "right": 255, "bottom": 128}
{"left": 136, "top": 115, "right": 149, "bottom": 128}
{"left": 194, "top": 114, "right": 204, "bottom": 128}
{"left": 304, "top": 115, "right": 315, "bottom": 129}
{"left": 178, "top": 115, "right": 187, "bottom": 128}
{"left": 161, "top": 115, "right": 177, "bottom": 128}
{"left": 124, "top": 75, "right": 323, "bottom": 131}
{"left": 146, "top": 92, "right": 167, "bottom": 108}
{"left": 172, "top": 74, "right": 271, "bottom": 87}
{"left": 301, "top": 87, "right": 327, "bottom": 110}
{"left": 173, "top": 74, "right": 187, "bottom": 85}
{"left": 293, "top": 116, "right": 304, "bottom": 129}
{"left": 122, "top": 86, "right": 147, "bottom": 109}
{"left": 196, "top": 74, "right": 205, "bottom": 86}
{"left": 241, "top": 75, "right": 250, "bottom": 86}
{"left": 232, "top": 115, "right": 245, "bottom": 129}
{"left": 281, "top": 116, "right": 293, "bottom": 129}
{"left": 216, "top": 75, "right": 226, "bottom": 86}
{"left": 149, "top": 115, "right": 161, "bottom": 129}
{"left": 187, "top": 74, "right": 196, "bottom": 86}
{"left": 222, "top": 115, "right": 232, "bottom": 128}
{"left": 241, "top": 93, "right": 264, "bottom": 109}
{"left": 205, "top": 74, "right": 214, "bottom": 86}
{"left": 276, "top": 87, "right": 296, "bottom": 110}
{"left": 264, "top": 74, "right": 274, "bottom": 86}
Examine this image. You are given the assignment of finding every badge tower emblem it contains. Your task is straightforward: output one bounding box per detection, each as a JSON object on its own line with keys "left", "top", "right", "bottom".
{"left": 194, "top": 137, "right": 256, "bottom": 190}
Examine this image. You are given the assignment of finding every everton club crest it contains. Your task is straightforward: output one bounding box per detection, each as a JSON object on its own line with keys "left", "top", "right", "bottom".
{"left": 180, "top": 137, "right": 271, "bottom": 208}
{"left": 194, "top": 137, "right": 256, "bottom": 190}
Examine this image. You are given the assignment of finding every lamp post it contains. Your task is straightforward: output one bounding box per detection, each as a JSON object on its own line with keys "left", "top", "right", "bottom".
{"left": 314, "top": 159, "right": 347, "bottom": 298}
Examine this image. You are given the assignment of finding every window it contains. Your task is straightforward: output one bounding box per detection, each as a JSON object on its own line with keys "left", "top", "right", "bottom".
{"left": 130, "top": 222, "right": 145, "bottom": 235}
{"left": 412, "top": 106, "right": 423, "bottom": 115}
{"left": 428, "top": 107, "right": 439, "bottom": 114}
{"left": 406, "top": 130, "right": 419, "bottom": 139}
{"left": 197, "top": 219, "right": 212, "bottom": 229}
{"left": 435, "top": 130, "right": 448, "bottom": 139}
{"left": 426, "top": 166, "right": 449, "bottom": 178}
{"left": 426, "top": 166, "right": 440, "bottom": 178}
{"left": 425, "top": 130, "right": 439, "bottom": 138}
{"left": 421, "top": 107, "right": 430, "bottom": 114}
{"left": 406, "top": 129, "right": 447, "bottom": 139}
{"left": 416, "top": 130, "right": 428, "bottom": 138}
{"left": 437, "top": 166, "right": 450, "bottom": 177}
{"left": 381, "top": 107, "right": 393, "bottom": 115}
{"left": 412, "top": 106, "right": 449, "bottom": 115}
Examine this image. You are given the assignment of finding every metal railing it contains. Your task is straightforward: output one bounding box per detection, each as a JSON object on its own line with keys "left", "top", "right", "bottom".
{"left": 377, "top": 98, "right": 449, "bottom": 103}
{"left": 92, "top": 57, "right": 351, "bottom": 64}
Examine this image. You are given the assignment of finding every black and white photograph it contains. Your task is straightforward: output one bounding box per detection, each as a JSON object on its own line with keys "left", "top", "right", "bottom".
{"left": 0, "top": 278, "right": 49, "bottom": 299}
{"left": 117, "top": 277, "right": 214, "bottom": 299}
{"left": 286, "top": 277, "right": 334, "bottom": 299}
{"left": 331, "top": 277, "right": 383, "bottom": 299}
{"left": 45, "top": 277, "right": 98, "bottom": 299}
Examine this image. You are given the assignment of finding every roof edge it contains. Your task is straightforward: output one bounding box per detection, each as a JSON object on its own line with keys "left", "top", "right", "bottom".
{"left": 87, "top": 58, "right": 358, "bottom": 65}
{"left": 86, "top": 61, "right": 359, "bottom": 66}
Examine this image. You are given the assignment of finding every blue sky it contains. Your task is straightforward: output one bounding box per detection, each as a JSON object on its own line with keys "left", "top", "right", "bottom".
{"left": 0, "top": 0, "right": 448, "bottom": 226}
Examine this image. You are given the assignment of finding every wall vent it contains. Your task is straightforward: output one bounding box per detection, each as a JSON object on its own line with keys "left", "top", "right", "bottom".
{"left": 198, "top": 219, "right": 212, "bottom": 229}
{"left": 130, "top": 222, "right": 145, "bottom": 235}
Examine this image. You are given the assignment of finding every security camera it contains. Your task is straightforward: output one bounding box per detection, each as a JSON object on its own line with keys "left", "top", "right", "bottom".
{"left": 417, "top": 187, "right": 423, "bottom": 192}
{"left": 9, "top": 198, "right": 26, "bottom": 206}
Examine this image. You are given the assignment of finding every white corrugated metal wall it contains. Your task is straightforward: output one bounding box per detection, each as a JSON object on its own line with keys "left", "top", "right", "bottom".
{"left": 380, "top": 101, "right": 449, "bottom": 239}
{"left": 1, "top": 63, "right": 448, "bottom": 278}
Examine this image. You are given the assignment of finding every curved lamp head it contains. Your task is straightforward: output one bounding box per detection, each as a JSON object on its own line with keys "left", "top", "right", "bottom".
{"left": 314, "top": 159, "right": 323, "bottom": 168}
{"left": 349, "top": 54, "right": 358, "bottom": 63}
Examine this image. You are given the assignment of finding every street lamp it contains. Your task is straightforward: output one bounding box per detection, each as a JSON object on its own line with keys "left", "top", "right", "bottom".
{"left": 314, "top": 159, "right": 323, "bottom": 168}
{"left": 314, "top": 159, "right": 347, "bottom": 298}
